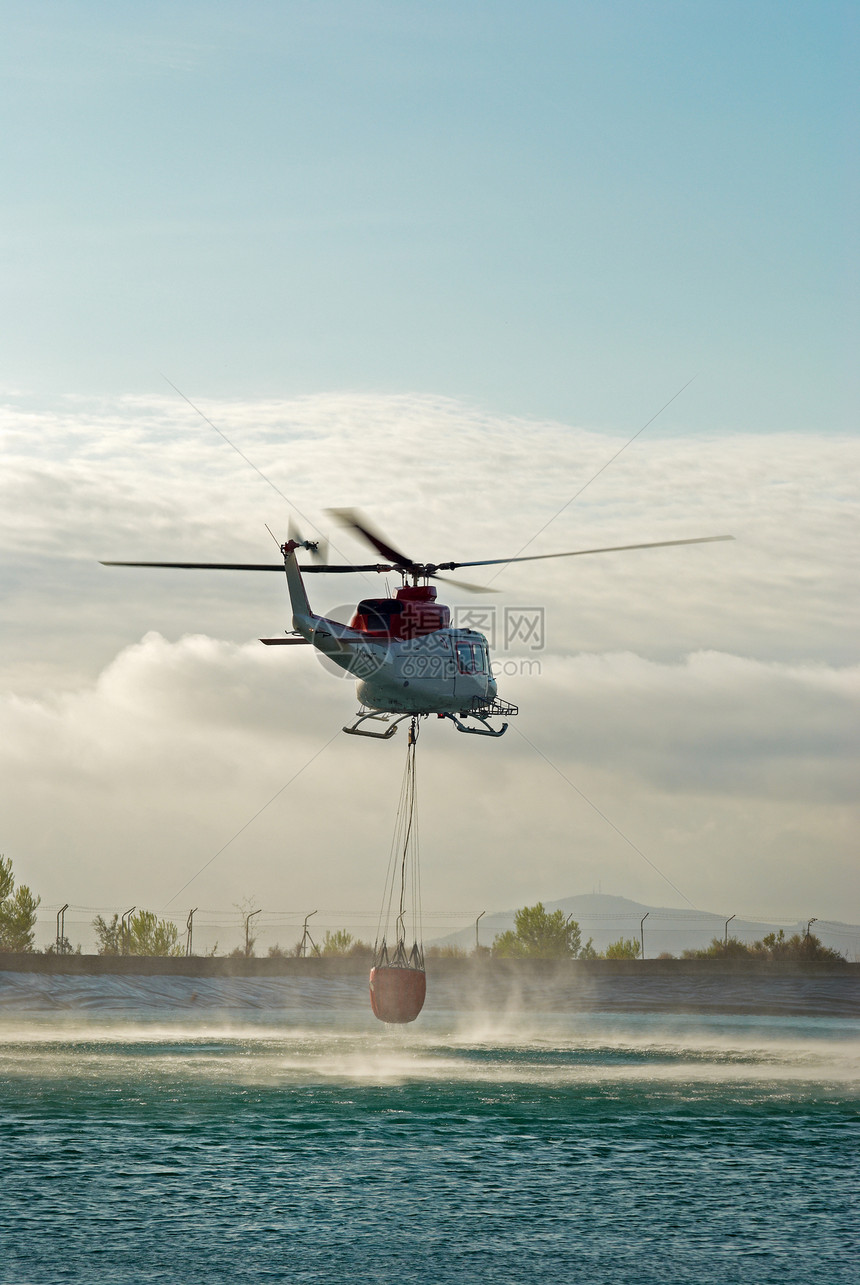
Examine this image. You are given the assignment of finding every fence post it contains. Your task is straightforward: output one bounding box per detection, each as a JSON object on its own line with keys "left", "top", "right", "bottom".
{"left": 56, "top": 904, "right": 69, "bottom": 954}
{"left": 186, "top": 908, "right": 197, "bottom": 957}
{"left": 244, "top": 908, "right": 262, "bottom": 958}
{"left": 121, "top": 907, "right": 136, "bottom": 955}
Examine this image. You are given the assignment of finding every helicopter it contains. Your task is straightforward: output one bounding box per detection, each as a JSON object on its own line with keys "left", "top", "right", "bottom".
{"left": 102, "top": 508, "right": 732, "bottom": 740}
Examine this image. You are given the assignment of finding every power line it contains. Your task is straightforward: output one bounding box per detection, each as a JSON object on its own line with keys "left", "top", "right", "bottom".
{"left": 485, "top": 375, "right": 698, "bottom": 585}
{"left": 512, "top": 724, "right": 698, "bottom": 909}
{"left": 162, "top": 728, "right": 343, "bottom": 908}
{"left": 161, "top": 377, "right": 369, "bottom": 581}
{"left": 162, "top": 377, "right": 318, "bottom": 531}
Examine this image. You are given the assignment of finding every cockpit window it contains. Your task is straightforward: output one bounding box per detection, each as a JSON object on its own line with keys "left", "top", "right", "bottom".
{"left": 456, "top": 643, "right": 475, "bottom": 674}
{"left": 456, "top": 642, "right": 488, "bottom": 674}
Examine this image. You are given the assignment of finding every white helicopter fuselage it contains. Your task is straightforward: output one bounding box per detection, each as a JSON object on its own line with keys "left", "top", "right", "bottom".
{"left": 354, "top": 628, "right": 496, "bottom": 715}
{"left": 285, "top": 546, "right": 498, "bottom": 716}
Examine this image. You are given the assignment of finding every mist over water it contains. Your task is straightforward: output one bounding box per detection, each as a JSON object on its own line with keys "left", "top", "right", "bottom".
{"left": 1, "top": 986, "right": 857, "bottom": 1284}
{"left": 1, "top": 1011, "right": 858, "bottom": 1086}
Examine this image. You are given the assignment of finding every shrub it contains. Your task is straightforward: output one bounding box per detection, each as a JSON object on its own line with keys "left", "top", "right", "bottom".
{"left": 604, "top": 936, "right": 641, "bottom": 959}
{"left": 682, "top": 930, "right": 843, "bottom": 962}
{"left": 93, "top": 909, "right": 183, "bottom": 957}
{"left": 322, "top": 929, "right": 371, "bottom": 956}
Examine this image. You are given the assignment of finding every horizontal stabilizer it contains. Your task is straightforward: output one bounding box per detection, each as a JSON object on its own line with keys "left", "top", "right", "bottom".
{"left": 259, "top": 636, "right": 311, "bottom": 646}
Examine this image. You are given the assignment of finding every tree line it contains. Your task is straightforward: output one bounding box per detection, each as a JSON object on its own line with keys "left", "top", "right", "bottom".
{"left": 0, "top": 860, "right": 846, "bottom": 963}
{"left": 489, "top": 903, "right": 844, "bottom": 962}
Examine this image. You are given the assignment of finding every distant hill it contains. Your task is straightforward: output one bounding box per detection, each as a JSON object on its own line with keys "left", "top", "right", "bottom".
{"left": 432, "top": 894, "right": 859, "bottom": 959}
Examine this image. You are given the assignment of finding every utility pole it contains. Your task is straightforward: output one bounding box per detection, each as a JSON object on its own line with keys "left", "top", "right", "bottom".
{"left": 640, "top": 912, "right": 649, "bottom": 961}
{"left": 475, "top": 910, "right": 486, "bottom": 953}
{"left": 121, "top": 907, "right": 136, "bottom": 956}
{"left": 186, "top": 908, "right": 197, "bottom": 957}
{"left": 56, "top": 904, "right": 69, "bottom": 955}
{"left": 244, "top": 908, "right": 262, "bottom": 957}
{"left": 724, "top": 914, "right": 736, "bottom": 947}
{"left": 805, "top": 917, "right": 817, "bottom": 939}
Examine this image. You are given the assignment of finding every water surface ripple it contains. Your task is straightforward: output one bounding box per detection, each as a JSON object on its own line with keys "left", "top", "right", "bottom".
{"left": 1, "top": 1008, "right": 856, "bottom": 1284}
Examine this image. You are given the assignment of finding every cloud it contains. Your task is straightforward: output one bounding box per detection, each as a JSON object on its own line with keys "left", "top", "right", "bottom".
{"left": 0, "top": 632, "right": 855, "bottom": 929}
{"left": 521, "top": 651, "right": 860, "bottom": 802}
{"left": 1, "top": 390, "right": 857, "bottom": 926}
{"left": 3, "top": 391, "right": 856, "bottom": 674}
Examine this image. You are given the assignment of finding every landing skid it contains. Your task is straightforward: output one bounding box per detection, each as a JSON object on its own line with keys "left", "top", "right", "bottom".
{"left": 441, "top": 712, "right": 509, "bottom": 737}
{"left": 343, "top": 700, "right": 516, "bottom": 739}
{"left": 343, "top": 711, "right": 413, "bottom": 739}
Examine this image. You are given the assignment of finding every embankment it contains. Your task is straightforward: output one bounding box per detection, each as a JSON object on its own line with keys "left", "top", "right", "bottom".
{"left": 0, "top": 953, "right": 856, "bottom": 1017}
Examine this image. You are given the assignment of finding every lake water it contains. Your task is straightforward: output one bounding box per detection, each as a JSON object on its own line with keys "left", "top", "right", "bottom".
{"left": 0, "top": 977, "right": 857, "bottom": 1284}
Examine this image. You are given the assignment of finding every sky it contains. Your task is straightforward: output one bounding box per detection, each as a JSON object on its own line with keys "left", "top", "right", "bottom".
{"left": 1, "top": 2, "right": 857, "bottom": 951}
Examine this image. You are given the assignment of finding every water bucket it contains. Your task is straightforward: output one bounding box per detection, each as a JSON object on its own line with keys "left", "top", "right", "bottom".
{"left": 369, "top": 965, "right": 427, "bottom": 1024}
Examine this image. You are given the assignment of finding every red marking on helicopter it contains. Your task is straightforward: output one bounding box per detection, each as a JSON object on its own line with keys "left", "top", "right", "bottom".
{"left": 349, "top": 585, "right": 450, "bottom": 640}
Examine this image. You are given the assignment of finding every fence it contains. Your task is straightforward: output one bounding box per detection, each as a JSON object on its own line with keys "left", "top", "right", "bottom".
{"left": 29, "top": 904, "right": 860, "bottom": 961}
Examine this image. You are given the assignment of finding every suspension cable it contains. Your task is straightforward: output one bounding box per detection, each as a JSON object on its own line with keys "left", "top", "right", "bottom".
{"left": 374, "top": 717, "right": 423, "bottom": 965}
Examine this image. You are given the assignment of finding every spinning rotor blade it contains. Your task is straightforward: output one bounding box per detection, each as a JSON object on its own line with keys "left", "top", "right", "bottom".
{"left": 431, "top": 573, "right": 498, "bottom": 595}
{"left": 288, "top": 516, "right": 330, "bottom": 563}
{"left": 328, "top": 508, "right": 496, "bottom": 591}
{"left": 435, "top": 534, "right": 734, "bottom": 572}
{"left": 327, "top": 507, "right": 416, "bottom": 570}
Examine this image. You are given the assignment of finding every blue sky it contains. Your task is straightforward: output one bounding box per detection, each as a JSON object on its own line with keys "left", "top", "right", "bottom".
{"left": 2, "top": 1, "right": 856, "bottom": 428}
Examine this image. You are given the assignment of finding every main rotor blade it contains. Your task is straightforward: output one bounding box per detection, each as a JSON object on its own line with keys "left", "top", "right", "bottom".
{"left": 100, "top": 560, "right": 395, "bottom": 573}
{"left": 102, "top": 560, "right": 285, "bottom": 570}
{"left": 300, "top": 563, "right": 389, "bottom": 574}
{"left": 327, "top": 507, "right": 416, "bottom": 569}
{"left": 431, "top": 573, "right": 498, "bottom": 595}
{"left": 100, "top": 534, "right": 732, "bottom": 581}
{"left": 436, "top": 534, "right": 734, "bottom": 572}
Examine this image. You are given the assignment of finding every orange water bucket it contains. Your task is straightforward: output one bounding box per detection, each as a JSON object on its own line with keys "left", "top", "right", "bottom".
{"left": 369, "top": 965, "right": 427, "bottom": 1024}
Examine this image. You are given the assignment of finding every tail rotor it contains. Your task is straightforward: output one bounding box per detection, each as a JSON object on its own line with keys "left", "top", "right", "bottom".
{"left": 287, "top": 516, "right": 329, "bottom": 561}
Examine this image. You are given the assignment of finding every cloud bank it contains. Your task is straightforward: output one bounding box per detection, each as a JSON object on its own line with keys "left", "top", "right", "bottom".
{"left": 1, "top": 390, "right": 857, "bottom": 927}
